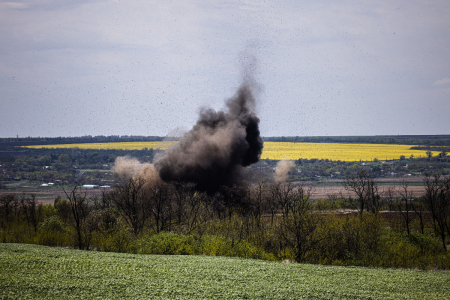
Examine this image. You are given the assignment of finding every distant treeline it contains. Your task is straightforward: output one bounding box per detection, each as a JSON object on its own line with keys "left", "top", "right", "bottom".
{"left": 0, "top": 136, "right": 164, "bottom": 159}
{"left": 0, "top": 147, "right": 157, "bottom": 161}
{"left": 263, "top": 135, "right": 450, "bottom": 146}
{"left": 1, "top": 135, "right": 450, "bottom": 147}
{"left": 0, "top": 135, "right": 165, "bottom": 147}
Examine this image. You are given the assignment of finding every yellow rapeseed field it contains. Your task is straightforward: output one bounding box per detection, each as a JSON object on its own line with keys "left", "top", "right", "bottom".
{"left": 24, "top": 141, "right": 433, "bottom": 162}
{"left": 261, "top": 142, "right": 432, "bottom": 161}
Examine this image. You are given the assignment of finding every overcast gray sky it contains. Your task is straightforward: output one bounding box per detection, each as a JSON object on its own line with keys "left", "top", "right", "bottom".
{"left": 1, "top": 0, "right": 449, "bottom": 138}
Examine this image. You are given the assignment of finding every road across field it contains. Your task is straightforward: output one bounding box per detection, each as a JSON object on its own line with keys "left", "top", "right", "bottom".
{"left": 310, "top": 184, "right": 425, "bottom": 199}
{"left": 0, "top": 186, "right": 109, "bottom": 205}
{"left": 0, "top": 177, "right": 429, "bottom": 203}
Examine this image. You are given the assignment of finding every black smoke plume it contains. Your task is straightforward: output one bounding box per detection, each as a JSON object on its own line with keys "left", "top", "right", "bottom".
{"left": 154, "top": 81, "right": 263, "bottom": 193}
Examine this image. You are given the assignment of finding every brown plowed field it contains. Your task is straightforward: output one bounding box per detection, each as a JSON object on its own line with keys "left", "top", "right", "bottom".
{"left": 0, "top": 187, "right": 109, "bottom": 205}
{"left": 0, "top": 177, "right": 429, "bottom": 204}
{"left": 295, "top": 177, "right": 427, "bottom": 199}
{"left": 310, "top": 185, "right": 425, "bottom": 199}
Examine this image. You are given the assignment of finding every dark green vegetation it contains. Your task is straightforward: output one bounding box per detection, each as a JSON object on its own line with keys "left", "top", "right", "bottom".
{"left": 0, "top": 148, "right": 158, "bottom": 188}
{"left": 0, "top": 135, "right": 164, "bottom": 146}
{"left": 1, "top": 243, "right": 449, "bottom": 300}
{"left": 0, "top": 136, "right": 165, "bottom": 188}
{"left": 264, "top": 135, "right": 450, "bottom": 146}
{"left": 257, "top": 154, "right": 450, "bottom": 182}
{"left": 1, "top": 135, "right": 450, "bottom": 189}
{"left": 1, "top": 135, "right": 450, "bottom": 271}
{"left": 2, "top": 171, "right": 450, "bottom": 269}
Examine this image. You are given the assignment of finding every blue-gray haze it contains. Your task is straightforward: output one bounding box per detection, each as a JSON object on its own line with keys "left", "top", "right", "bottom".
{"left": 1, "top": 1, "right": 449, "bottom": 138}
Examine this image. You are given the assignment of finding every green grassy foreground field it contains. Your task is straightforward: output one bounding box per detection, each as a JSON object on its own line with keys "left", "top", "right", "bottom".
{"left": 1, "top": 243, "right": 449, "bottom": 299}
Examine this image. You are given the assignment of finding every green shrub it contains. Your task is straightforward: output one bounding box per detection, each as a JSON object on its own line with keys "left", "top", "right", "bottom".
{"left": 134, "top": 232, "right": 276, "bottom": 261}
{"left": 89, "top": 219, "right": 134, "bottom": 253}
{"left": 37, "top": 216, "right": 69, "bottom": 246}
{"left": 135, "top": 232, "right": 199, "bottom": 255}
{"left": 406, "top": 232, "right": 443, "bottom": 254}
{"left": 297, "top": 214, "right": 384, "bottom": 266}
{"left": 200, "top": 235, "right": 276, "bottom": 260}
{"left": 40, "top": 215, "right": 66, "bottom": 232}
{"left": 378, "top": 230, "right": 450, "bottom": 269}
{"left": 314, "top": 198, "right": 339, "bottom": 211}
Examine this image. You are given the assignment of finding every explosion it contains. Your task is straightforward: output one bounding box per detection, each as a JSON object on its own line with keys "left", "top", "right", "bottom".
{"left": 113, "top": 79, "right": 263, "bottom": 193}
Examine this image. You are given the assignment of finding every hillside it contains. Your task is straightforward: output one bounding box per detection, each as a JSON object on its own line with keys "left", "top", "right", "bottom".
{"left": 1, "top": 243, "right": 449, "bottom": 299}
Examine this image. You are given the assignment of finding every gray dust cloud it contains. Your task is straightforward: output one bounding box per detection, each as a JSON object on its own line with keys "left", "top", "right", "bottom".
{"left": 113, "top": 64, "right": 264, "bottom": 193}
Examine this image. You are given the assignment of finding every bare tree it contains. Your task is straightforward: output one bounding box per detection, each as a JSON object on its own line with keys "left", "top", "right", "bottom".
{"left": 100, "top": 188, "right": 114, "bottom": 209}
{"left": 183, "top": 190, "right": 209, "bottom": 235}
{"left": 343, "top": 169, "right": 381, "bottom": 215}
{"left": 111, "top": 177, "right": 148, "bottom": 235}
{"left": 292, "top": 184, "right": 314, "bottom": 213}
{"left": 20, "top": 194, "right": 43, "bottom": 233}
{"left": 423, "top": 173, "right": 450, "bottom": 250}
{"left": 0, "top": 194, "right": 19, "bottom": 242}
{"left": 326, "top": 192, "right": 341, "bottom": 210}
{"left": 411, "top": 196, "right": 427, "bottom": 234}
{"left": 64, "top": 186, "right": 89, "bottom": 249}
{"left": 249, "top": 180, "right": 268, "bottom": 229}
{"left": 220, "top": 185, "right": 247, "bottom": 219}
{"left": 383, "top": 185, "right": 397, "bottom": 212}
{"left": 168, "top": 182, "right": 209, "bottom": 234}
{"left": 270, "top": 182, "right": 296, "bottom": 221}
{"left": 279, "top": 184, "right": 319, "bottom": 262}
{"left": 266, "top": 185, "right": 280, "bottom": 225}
{"left": 0, "top": 194, "right": 17, "bottom": 231}
{"left": 148, "top": 182, "right": 172, "bottom": 233}
{"left": 168, "top": 181, "right": 196, "bottom": 227}
{"left": 396, "top": 182, "right": 415, "bottom": 235}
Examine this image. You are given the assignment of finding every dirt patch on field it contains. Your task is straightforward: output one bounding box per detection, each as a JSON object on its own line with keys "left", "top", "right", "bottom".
{"left": 0, "top": 187, "right": 110, "bottom": 205}
{"left": 0, "top": 177, "right": 429, "bottom": 203}
{"left": 310, "top": 185, "right": 426, "bottom": 199}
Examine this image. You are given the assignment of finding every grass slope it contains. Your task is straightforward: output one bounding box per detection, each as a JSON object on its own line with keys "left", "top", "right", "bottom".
{"left": 1, "top": 243, "right": 449, "bottom": 299}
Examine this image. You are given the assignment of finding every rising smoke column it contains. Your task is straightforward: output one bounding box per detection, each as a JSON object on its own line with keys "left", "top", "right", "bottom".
{"left": 154, "top": 81, "right": 263, "bottom": 193}
{"left": 274, "top": 159, "right": 296, "bottom": 183}
{"left": 112, "top": 156, "right": 162, "bottom": 186}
